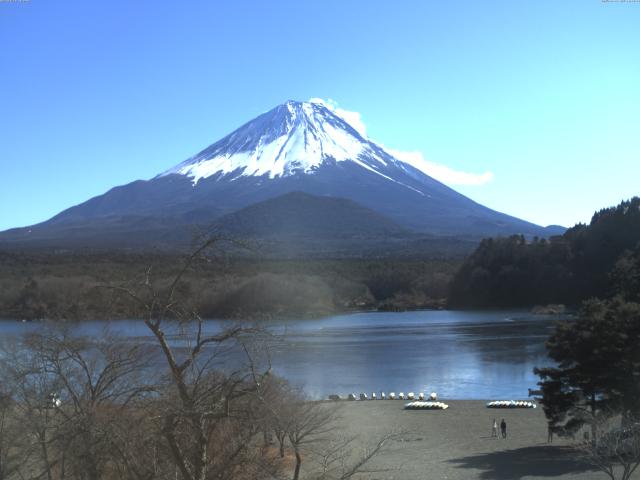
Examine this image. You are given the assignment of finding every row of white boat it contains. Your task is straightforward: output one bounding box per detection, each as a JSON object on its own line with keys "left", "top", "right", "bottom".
{"left": 486, "top": 400, "right": 537, "bottom": 409}
{"left": 404, "top": 401, "right": 449, "bottom": 410}
{"left": 329, "top": 392, "right": 438, "bottom": 401}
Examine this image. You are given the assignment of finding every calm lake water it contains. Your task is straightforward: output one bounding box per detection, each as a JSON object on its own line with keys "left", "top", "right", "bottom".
{"left": 0, "top": 310, "right": 565, "bottom": 400}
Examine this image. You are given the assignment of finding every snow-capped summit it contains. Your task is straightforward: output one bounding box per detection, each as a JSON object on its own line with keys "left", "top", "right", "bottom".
{"left": 161, "top": 100, "right": 415, "bottom": 188}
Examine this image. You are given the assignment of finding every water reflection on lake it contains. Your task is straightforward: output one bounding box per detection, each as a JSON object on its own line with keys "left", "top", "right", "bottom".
{"left": 0, "top": 310, "right": 565, "bottom": 400}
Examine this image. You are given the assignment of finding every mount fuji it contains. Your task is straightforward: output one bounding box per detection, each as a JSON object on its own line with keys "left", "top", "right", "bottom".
{"left": 0, "top": 100, "right": 563, "bottom": 253}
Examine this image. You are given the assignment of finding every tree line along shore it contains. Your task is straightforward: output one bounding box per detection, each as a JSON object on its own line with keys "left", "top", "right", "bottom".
{"left": 0, "top": 253, "right": 456, "bottom": 321}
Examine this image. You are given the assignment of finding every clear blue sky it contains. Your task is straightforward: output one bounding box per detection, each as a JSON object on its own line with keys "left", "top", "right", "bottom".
{"left": 1, "top": 0, "right": 638, "bottom": 231}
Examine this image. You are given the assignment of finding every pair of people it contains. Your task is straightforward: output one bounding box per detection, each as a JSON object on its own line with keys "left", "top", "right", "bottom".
{"left": 492, "top": 418, "right": 507, "bottom": 438}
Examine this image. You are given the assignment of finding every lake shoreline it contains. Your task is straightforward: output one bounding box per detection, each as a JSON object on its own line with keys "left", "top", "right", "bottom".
{"left": 0, "top": 302, "right": 561, "bottom": 324}
{"left": 1, "top": 299, "right": 448, "bottom": 322}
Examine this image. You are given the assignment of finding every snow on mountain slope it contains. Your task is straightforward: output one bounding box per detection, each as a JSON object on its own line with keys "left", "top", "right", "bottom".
{"left": 161, "top": 100, "right": 421, "bottom": 192}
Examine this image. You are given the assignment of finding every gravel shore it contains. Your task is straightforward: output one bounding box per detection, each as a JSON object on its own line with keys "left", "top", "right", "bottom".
{"left": 311, "top": 400, "right": 637, "bottom": 480}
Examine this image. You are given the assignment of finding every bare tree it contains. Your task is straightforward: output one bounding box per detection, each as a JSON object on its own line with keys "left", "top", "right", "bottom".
{"left": 285, "top": 399, "right": 338, "bottom": 480}
{"left": 252, "top": 375, "right": 295, "bottom": 459}
{"left": 248, "top": 373, "right": 403, "bottom": 480}
{"left": 109, "top": 237, "right": 277, "bottom": 480}
{"left": 575, "top": 413, "right": 640, "bottom": 480}
{"left": 0, "top": 336, "right": 67, "bottom": 480}
{"left": 0, "top": 391, "right": 28, "bottom": 480}
{"left": 0, "top": 328, "right": 157, "bottom": 480}
{"left": 309, "top": 432, "right": 401, "bottom": 480}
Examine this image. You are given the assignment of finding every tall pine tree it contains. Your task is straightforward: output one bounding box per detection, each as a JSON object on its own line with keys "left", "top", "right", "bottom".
{"left": 535, "top": 298, "right": 640, "bottom": 439}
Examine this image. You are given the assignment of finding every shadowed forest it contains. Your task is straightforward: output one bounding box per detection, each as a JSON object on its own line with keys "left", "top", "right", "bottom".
{"left": 0, "top": 254, "right": 457, "bottom": 321}
{"left": 449, "top": 197, "right": 640, "bottom": 308}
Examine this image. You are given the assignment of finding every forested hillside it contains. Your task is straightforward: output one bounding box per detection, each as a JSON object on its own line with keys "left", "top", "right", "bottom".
{"left": 449, "top": 197, "right": 640, "bottom": 308}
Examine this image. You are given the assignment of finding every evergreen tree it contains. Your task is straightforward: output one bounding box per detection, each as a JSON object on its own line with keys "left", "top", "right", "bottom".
{"left": 450, "top": 197, "right": 640, "bottom": 308}
{"left": 611, "top": 246, "right": 640, "bottom": 302}
{"left": 535, "top": 299, "right": 640, "bottom": 438}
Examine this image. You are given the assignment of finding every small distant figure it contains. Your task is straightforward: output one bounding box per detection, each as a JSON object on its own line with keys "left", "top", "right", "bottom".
{"left": 547, "top": 423, "right": 553, "bottom": 443}
{"left": 429, "top": 392, "right": 437, "bottom": 401}
{"left": 491, "top": 418, "right": 498, "bottom": 437}
{"left": 500, "top": 419, "right": 507, "bottom": 439}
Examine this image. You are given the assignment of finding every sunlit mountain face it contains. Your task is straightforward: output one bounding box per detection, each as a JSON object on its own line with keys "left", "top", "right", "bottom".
{"left": 0, "top": 100, "right": 562, "bottom": 252}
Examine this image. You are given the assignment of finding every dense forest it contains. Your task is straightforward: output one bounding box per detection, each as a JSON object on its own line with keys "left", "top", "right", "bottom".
{"left": 0, "top": 251, "right": 459, "bottom": 321}
{"left": 449, "top": 197, "right": 640, "bottom": 308}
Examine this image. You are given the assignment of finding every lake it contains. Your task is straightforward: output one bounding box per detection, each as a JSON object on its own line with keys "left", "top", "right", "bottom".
{"left": 0, "top": 310, "right": 565, "bottom": 400}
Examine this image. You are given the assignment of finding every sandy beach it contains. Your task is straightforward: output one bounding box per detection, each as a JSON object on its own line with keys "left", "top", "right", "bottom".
{"left": 309, "top": 400, "right": 639, "bottom": 480}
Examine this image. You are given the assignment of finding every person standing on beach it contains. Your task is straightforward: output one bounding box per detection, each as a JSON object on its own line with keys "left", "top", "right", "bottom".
{"left": 500, "top": 419, "right": 507, "bottom": 439}
{"left": 492, "top": 418, "right": 498, "bottom": 437}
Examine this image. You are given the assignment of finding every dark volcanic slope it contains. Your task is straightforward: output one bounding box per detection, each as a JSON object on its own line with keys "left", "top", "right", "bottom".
{"left": 209, "top": 192, "right": 477, "bottom": 258}
{"left": 215, "top": 191, "right": 410, "bottom": 239}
